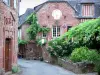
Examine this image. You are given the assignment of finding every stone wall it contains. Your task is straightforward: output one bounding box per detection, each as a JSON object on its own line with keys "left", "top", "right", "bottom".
{"left": 0, "top": 0, "right": 19, "bottom": 71}
{"left": 19, "top": 42, "right": 43, "bottom": 60}
{"left": 37, "top": 2, "right": 80, "bottom": 41}
{"left": 50, "top": 57, "right": 95, "bottom": 74}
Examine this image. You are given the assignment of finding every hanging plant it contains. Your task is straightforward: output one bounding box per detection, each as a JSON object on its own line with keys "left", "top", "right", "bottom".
{"left": 26, "top": 13, "right": 50, "bottom": 40}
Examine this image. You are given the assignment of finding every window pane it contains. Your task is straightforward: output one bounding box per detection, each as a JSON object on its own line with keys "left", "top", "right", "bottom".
{"left": 43, "top": 32, "right": 46, "bottom": 37}
{"left": 52, "top": 26, "right": 60, "bottom": 38}
{"left": 14, "top": 0, "right": 17, "bottom": 8}
{"left": 53, "top": 26, "right": 56, "bottom": 37}
{"left": 57, "top": 26, "right": 60, "bottom": 37}
{"left": 42, "top": 26, "right": 47, "bottom": 38}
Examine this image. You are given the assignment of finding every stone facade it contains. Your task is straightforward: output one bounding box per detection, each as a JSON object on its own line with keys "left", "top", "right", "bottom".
{"left": 0, "top": 0, "right": 19, "bottom": 72}
{"left": 36, "top": 2, "right": 79, "bottom": 62}
{"left": 19, "top": 1, "right": 100, "bottom": 62}
{"left": 37, "top": 2, "right": 79, "bottom": 41}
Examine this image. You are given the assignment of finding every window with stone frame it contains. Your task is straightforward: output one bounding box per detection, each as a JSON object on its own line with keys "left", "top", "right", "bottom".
{"left": 42, "top": 26, "right": 47, "bottom": 38}
{"left": 52, "top": 26, "right": 60, "bottom": 38}
{"left": 82, "top": 4, "right": 94, "bottom": 17}
{"left": 3, "top": 0, "right": 10, "bottom": 6}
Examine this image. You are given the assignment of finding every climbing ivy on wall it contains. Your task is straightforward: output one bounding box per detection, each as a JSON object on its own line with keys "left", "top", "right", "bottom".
{"left": 26, "top": 13, "right": 50, "bottom": 40}
{"left": 48, "top": 18, "right": 100, "bottom": 57}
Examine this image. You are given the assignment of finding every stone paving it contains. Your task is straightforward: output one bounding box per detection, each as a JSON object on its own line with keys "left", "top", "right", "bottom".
{"left": 18, "top": 59, "right": 76, "bottom": 75}
{"left": 18, "top": 59, "right": 97, "bottom": 75}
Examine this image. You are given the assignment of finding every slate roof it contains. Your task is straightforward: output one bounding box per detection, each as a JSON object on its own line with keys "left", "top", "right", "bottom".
{"left": 34, "top": 0, "right": 100, "bottom": 18}
{"left": 19, "top": 0, "right": 100, "bottom": 27}
{"left": 19, "top": 8, "right": 34, "bottom": 27}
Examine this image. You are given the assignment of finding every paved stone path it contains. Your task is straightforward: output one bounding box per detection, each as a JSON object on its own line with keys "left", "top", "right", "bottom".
{"left": 18, "top": 59, "right": 76, "bottom": 75}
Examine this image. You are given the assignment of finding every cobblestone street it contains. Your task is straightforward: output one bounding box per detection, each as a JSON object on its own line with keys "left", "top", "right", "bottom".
{"left": 18, "top": 59, "right": 76, "bottom": 75}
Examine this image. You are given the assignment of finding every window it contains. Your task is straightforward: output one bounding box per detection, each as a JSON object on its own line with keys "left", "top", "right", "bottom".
{"left": 18, "top": 29, "right": 22, "bottom": 39}
{"left": 3, "top": 0, "right": 10, "bottom": 6}
{"left": 42, "top": 26, "right": 47, "bottom": 38}
{"left": 52, "top": 26, "right": 60, "bottom": 38}
{"left": 42, "top": 32, "right": 47, "bottom": 38}
{"left": 67, "top": 26, "right": 72, "bottom": 31}
{"left": 14, "top": 0, "right": 17, "bottom": 8}
{"left": 82, "top": 4, "right": 94, "bottom": 17}
{"left": 80, "top": 19, "right": 92, "bottom": 23}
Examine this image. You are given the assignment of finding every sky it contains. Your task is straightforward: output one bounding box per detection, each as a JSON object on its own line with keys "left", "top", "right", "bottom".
{"left": 19, "top": 0, "right": 47, "bottom": 15}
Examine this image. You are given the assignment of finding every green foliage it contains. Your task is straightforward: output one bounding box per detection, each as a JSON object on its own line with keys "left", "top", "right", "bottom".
{"left": 12, "top": 66, "right": 18, "bottom": 73}
{"left": 62, "top": 18, "right": 100, "bottom": 50}
{"left": 48, "top": 40, "right": 76, "bottom": 57}
{"left": 18, "top": 38, "right": 27, "bottom": 45}
{"left": 70, "top": 47, "right": 100, "bottom": 63}
{"left": 26, "top": 13, "right": 40, "bottom": 40}
{"left": 48, "top": 18, "right": 100, "bottom": 58}
{"left": 36, "top": 38, "right": 47, "bottom": 46}
{"left": 26, "top": 13, "right": 50, "bottom": 40}
{"left": 39, "top": 27, "right": 50, "bottom": 34}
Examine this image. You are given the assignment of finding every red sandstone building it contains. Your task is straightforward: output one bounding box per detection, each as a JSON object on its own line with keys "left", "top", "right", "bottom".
{"left": 18, "top": 0, "right": 100, "bottom": 61}
{"left": 0, "top": 0, "right": 20, "bottom": 72}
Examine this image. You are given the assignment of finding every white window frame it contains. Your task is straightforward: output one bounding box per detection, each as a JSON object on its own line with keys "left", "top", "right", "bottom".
{"left": 3, "top": 0, "right": 10, "bottom": 6}
{"left": 14, "top": 0, "right": 17, "bottom": 8}
{"left": 52, "top": 26, "right": 60, "bottom": 38}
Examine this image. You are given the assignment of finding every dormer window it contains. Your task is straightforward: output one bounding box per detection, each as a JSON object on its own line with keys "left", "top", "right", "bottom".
{"left": 82, "top": 4, "right": 94, "bottom": 17}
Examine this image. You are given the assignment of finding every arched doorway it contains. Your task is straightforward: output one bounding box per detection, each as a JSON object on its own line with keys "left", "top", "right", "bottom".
{"left": 4, "top": 38, "right": 12, "bottom": 72}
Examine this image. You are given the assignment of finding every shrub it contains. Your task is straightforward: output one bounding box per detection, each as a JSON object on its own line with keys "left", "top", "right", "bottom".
{"left": 48, "top": 18, "right": 100, "bottom": 58}
{"left": 48, "top": 40, "right": 77, "bottom": 57}
{"left": 18, "top": 38, "right": 28, "bottom": 45}
{"left": 12, "top": 66, "right": 19, "bottom": 73}
{"left": 36, "top": 38, "right": 47, "bottom": 46}
{"left": 70, "top": 47, "right": 100, "bottom": 63}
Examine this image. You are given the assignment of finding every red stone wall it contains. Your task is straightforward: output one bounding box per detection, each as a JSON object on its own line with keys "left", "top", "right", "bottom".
{"left": 20, "top": 2, "right": 80, "bottom": 62}
{"left": 0, "top": 0, "right": 19, "bottom": 69}
{"left": 36, "top": 2, "right": 80, "bottom": 62}
{"left": 21, "top": 23, "right": 29, "bottom": 41}
{"left": 37, "top": 2, "right": 80, "bottom": 41}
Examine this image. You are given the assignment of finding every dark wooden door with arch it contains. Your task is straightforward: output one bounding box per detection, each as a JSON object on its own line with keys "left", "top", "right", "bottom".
{"left": 5, "top": 38, "right": 12, "bottom": 72}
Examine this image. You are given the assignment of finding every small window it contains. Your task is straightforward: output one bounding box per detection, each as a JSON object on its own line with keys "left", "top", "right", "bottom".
{"left": 52, "top": 26, "right": 60, "bottom": 38}
{"left": 18, "top": 29, "right": 22, "bottom": 39}
{"left": 14, "top": 0, "right": 17, "bottom": 8}
{"left": 82, "top": 4, "right": 94, "bottom": 17}
{"left": 3, "top": 0, "right": 10, "bottom": 6}
{"left": 42, "top": 26, "right": 47, "bottom": 38}
{"left": 67, "top": 26, "right": 72, "bottom": 31}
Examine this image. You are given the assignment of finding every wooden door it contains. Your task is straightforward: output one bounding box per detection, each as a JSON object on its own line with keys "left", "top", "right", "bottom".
{"left": 5, "top": 38, "right": 11, "bottom": 72}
